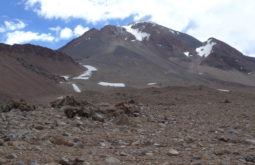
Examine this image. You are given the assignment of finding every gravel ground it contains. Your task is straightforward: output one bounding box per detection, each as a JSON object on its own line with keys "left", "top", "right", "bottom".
{"left": 0, "top": 86, "right": 254, "bottom": 165}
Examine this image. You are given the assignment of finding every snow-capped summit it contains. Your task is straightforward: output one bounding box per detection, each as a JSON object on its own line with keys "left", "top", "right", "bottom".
{"left": 122, "top": 24, "right": 151, "bottom": 41}
{"left": 59, "top": 21, "right": 255, "bottom": 88}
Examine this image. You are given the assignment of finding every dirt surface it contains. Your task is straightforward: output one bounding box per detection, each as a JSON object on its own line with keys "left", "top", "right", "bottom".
{"left": 0, "top": 86, "right": 255, "bottom": 165}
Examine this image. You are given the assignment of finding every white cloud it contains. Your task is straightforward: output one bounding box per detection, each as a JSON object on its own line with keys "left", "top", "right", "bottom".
{"left": 5, "top": 31, "right": 55, "bottom": 45}
{"left": 58, "top": 25, "right": 89, "bottom": 40}
{"left": 74, "top": 25, "right": 89, "bottom": 36}
{"left": 0, "top": 27, "right": 4, "bottom": 33}
{"left": 60, "top": 27, "right": 73, "bottom": 39}
{"left": 4, "top": 20, "right": 26, "bottom": 31}
{"left": 0, "top": 19, "right": 26, "bottom": 33}
{"left": 24, "top": 0, "right": 255, "bottom": 56}
{"left": 49, "top": 26, "right": 61, "bottom": 32}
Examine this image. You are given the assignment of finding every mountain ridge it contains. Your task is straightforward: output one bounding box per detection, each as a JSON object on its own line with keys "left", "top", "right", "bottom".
{"left": 60, "top": 21, "right": 255, "bottom": 89}
{"left": 0, "top": 43, "right": 85, "bottom": 99}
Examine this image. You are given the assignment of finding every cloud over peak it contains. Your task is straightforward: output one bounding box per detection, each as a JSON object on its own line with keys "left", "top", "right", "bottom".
{"left": 24, "top": 0, "right": 255, "bottom": 56}
{"left": 54, "top": 25, "right": 89, "bottom": 40}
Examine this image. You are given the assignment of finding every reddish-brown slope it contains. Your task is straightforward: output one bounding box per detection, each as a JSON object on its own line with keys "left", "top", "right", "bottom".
{"left": 0, "top": 43, "right": 85, "bottom": 99}
{"left": 0, "top": 44, "right": 84, "bottom": 75}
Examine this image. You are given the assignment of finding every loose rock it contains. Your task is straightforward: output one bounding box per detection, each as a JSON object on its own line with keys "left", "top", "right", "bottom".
{"left": 167, "top": 149, "right": 179, "bottom": 156}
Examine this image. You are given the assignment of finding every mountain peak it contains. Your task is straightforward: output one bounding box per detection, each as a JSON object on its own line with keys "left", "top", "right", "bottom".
{"left": 59, "top": 21, "right": 255, "bottom": 87}
{"left": 127, "top": 20, "right": 157, "bottom": 26}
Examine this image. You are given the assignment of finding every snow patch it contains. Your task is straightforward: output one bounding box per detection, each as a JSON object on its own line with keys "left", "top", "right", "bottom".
{"left": 130, "top": 20, "right": 156, "bottom": 26}
{"left": 73, "top": 65, "right": 97, "bottom": 80}
{"left": 123, "top": 25, "right": 150, "bottom": 41}
{"left": 184, "top": 52, "right": 190, "bottom": 57}
{"left": 169, "top": 29, "right": 180, "bottom": 35}
{"left": 147, "top": 83, "right": 157, "bottom": 86}
{"left": 62, "top": 75, "right": 69, "bottom": 80}
{"left": 217, "top": 89, "right": 230, "bottom": 92}
{"left": 72, "top": 84, "right": 81, "bottom": 93}
{"left": 57, "top": 96, "right": 64, "bottom": 99}
{"left": 196, "top": 39, "right": 216, "bottom": 57}
{"left": 98, "top": 82, "right": 126, "bottom": 87}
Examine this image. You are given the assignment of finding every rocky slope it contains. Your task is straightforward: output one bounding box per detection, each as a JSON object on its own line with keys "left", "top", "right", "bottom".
{"left": 0, "top": 86, "right": 254, "bottom": 164}
{"left": 0, "top": 43, "right": 85, "bottom": 99}
{"left": 60, "top": 21, "right": 255, "bottom": 88}
{"left": 200, "top": 38, "right": 255, "bottom": 72}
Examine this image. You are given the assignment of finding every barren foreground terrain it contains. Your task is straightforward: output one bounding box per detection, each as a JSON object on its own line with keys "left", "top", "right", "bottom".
{"left": 0, "top": 86, "right": 255, "bottom": 165}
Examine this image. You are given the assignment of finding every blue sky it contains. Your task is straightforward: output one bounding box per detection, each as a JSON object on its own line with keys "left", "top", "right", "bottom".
{"left": 0, "top": 0, "right": 136, "bottom": 49}
{"left": 0, "top": 0, "right": 255, "bottom": 56}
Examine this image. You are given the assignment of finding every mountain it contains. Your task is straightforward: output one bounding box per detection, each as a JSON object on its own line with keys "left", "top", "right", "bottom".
{"left": 199, "top": 38, "right": 255, "bottom": 72}
{"left": 0, "top": 43, "right": 85, "bottom": 100}
{"left": 60, "top": 21, "right": 255, "bottom": 88}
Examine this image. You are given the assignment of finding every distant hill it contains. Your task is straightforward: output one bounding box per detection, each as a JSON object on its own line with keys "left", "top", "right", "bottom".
{"left": 0, "top": 43, "right": 85, "bottom": 99}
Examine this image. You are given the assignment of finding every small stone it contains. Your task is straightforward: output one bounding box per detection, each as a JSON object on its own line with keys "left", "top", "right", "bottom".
{"left": 217, "top": 136, "right": 230, "bottom": 142}
{"left": 28, "top": 160, "right": 39, "bottom": 165}
{"left": 1, "top": 113, "right": 6, "bottom": 121}
{"left": 63, "top": 106, "right": 78, "bottom": 118}
{"left": 115, "top": 114, "right": 129, "bottom": 125}
{"left": 119, "top": 152, "right": 128, "bottom": 156}
{"left": 74, "top": 142, "right": 84, "bottom": 149}
{"left": 0, "top": 158, "right": 6, "bottom": 164}
{"left": 51, "top": 138, "right": 74, "bottom": 147}
{"left": 214, "top": 149, "right": 231, "bottom": 156}
{"left": 99, "top": 140, "right": 111, "bottom": 148}
{"left": 58, "top": 157, "right": 71, "bottom": 165}
{"left": 167, "top": 149, "right": 179, "bottom": 156}
{"left": 105, "top": 156, "right": 120, "bottom": 164}
{"left": 41, "top": 140, "right": 53, "bottom": 146}
{"left": 92, "top": 113, "right": 105, "bottom": 122}
{"left": 33, "top": 125, "right": 44, "bottom": 130}
{"left": 244, "top": 139, "right": 255, "bottom": 145}
{"left": 74, "top": 158, "right": 86, "bottom": 163}
{"left": 0, "top": 149, "right": 4, "bottom": 154}
{"left": 0, "top": 139, "right": 4, "bottom": 146}
{"left": 131, "top": 140, "right": 140, "bottom": 146}
{"left": 153, "top": 142, "right": 165, "bottom": 147}
{"left": 34, "top": 146, "right": 42, "bottom": 151}
{"left": 45, "top": 163, "right": 60, "bottom": 165}
{"left": 245, "top": 156, "right": 255, "bottom": 163}
{"left": 223, "top": 99, "right": 231, "bottom": 103}
{"left": 62, "top": 132, "right": 71, "bottom": 136}
{"left": 15, "top": 161, "right": 26, "bottom": 165}
{"left": 185, "top": 136, "right": 195, "bottom": 143}
{"left": 145, "top": 152, "right": 153, "bottom": 156}
{"left": 57, "top": 121, "right": 67, "bottom": 126}
{"left": 75, "top": 120, "right": 83, "bottom": 126}
{"left": 6, "top": 153, "right": 17, "bottom": 159}
{"left": 12, "top": 141, "right": 26, "bottom": 150}
{"left": 191, "top": 161, "right": 205, "bottom": 165}
{"left": 201, "top": 153, "right": 210, "bottom": 160}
